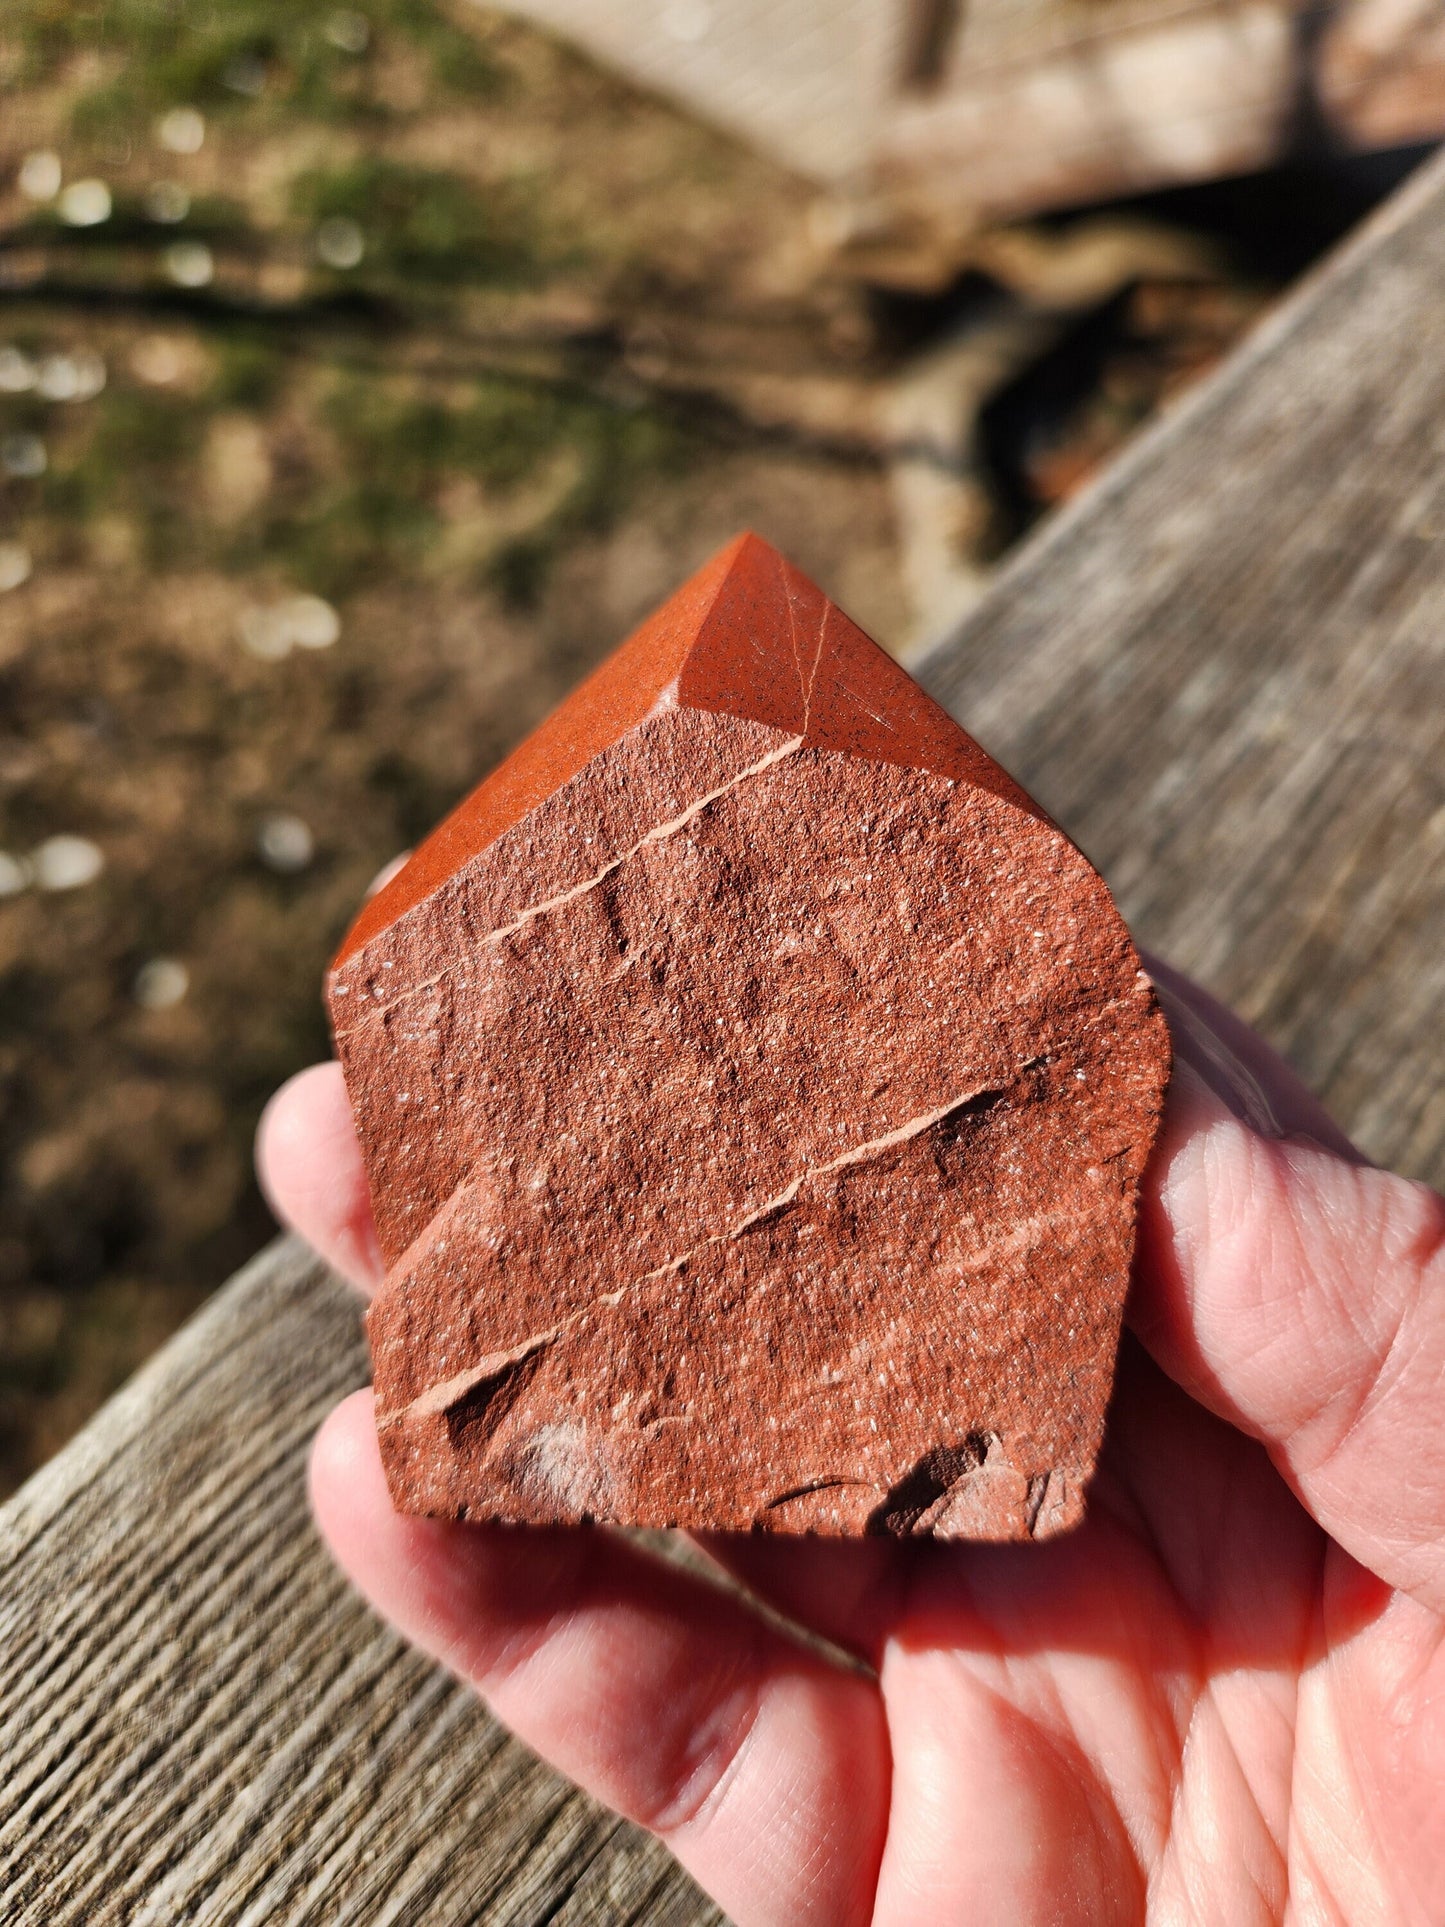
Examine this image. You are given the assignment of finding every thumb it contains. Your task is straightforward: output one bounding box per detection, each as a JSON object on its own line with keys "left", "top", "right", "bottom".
{"left": 1133, "top": 967, "right": 1445, "bottom": 1615}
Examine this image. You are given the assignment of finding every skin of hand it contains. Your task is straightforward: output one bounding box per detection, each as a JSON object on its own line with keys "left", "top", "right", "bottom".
{"left": 256, "top": 959, "right": 1445, "bottom": 1926}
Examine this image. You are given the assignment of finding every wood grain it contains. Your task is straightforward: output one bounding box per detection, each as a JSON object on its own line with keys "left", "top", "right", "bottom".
{"left": 5, "top": 145, "right": 1445, "bottom": 1923}
{"left": 916, "top": 143, "right": 1445, "bottom": 1189}
{"left": 0, "top": 1239, "right": 717, "bottom": 1925}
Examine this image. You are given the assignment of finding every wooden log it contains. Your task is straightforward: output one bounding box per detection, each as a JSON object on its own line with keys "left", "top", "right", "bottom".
{"left": 4, "top": 143, "right": 1445, "bottom": 1924}
{"left": 875, "top": 0, "right": 1304, "bottom": 230}
{"left": 489, "top": 0, "right": 1445, "bottom": 276}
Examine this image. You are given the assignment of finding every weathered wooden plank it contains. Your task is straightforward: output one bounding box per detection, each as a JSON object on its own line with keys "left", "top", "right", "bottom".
{"left": 915, "top": 143, "right": 1445, "bottom": 1188}
{"left": 0, "top": 1240, "right": 718, "bottom": 1925}
{"left": 4, "top": 144, "right": 1445, "bottom": 1925}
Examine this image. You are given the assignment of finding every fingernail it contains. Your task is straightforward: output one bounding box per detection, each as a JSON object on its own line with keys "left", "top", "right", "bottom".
{"left": 1153, "top": 980, "right": 1288, "bottom": 1140}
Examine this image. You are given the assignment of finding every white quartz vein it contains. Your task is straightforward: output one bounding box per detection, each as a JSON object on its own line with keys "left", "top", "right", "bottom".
{"left": 336, "top": 730, "right": 806, "bottom": 1034}
{"left": 381, "top": 1069, "right": 1031, "bottom": 1432}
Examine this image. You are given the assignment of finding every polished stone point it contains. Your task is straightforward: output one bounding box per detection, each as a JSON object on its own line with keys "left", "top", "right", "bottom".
{"left": 328, "top": 533, "right": 1171, "bottom": 1539}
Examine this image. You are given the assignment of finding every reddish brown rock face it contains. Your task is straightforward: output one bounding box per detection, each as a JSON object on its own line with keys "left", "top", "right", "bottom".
{"left": 329, "top": 534, "right": 1170, "bottom": 1540}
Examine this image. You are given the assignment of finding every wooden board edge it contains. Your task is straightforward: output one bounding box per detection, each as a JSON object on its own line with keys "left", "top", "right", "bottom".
{"left": 0, "top": 1236, "right": 348, "bottom": 1567}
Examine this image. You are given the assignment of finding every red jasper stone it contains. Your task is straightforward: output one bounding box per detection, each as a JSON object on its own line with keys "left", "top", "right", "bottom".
{"left": 328, "top": 533, "right": 1170, "bottom": 1539}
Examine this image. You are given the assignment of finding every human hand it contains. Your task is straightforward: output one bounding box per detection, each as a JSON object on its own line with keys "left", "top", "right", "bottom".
{"left": 257, "top": 959, "right": 1445, "bottom": 1924}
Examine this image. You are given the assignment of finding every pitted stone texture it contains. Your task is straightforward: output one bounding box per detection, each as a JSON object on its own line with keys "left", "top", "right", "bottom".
{"left": 329, "top": 533, "right": 1170, "bottom": 1540}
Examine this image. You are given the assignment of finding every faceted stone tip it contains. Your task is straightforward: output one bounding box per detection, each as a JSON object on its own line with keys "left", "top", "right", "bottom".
{"left": 328, "top": 532, "right": 1172, "bottom": 1541}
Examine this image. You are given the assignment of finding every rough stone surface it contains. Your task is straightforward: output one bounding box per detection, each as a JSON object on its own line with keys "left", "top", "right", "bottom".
{"left": 328, "top": 533, "right": 1171, "bottom": 1540}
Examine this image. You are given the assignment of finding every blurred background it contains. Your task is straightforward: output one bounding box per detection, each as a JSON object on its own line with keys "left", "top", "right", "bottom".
{"left": 1, "top": 0, "right": 1440, "bottom": 1496}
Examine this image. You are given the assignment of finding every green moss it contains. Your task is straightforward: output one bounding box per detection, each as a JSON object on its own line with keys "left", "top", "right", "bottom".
{"left": 12, "top": 334, "right": 685, "bottom": 595}
{"left": 289, "top": 157, "right": 538, "bottom": 290}
{"left": 2, "top": 0, "right": 686, "bottom": 601}
{"left": 6, "top": 0, "right": 504, "bottom": 137}
{"left": 463, "top": 383, "right": 687, "bottom": 604}
{"left": 487, "top": 532, "right": 551, "bottom": 609}
{"left": 208, "top": 367, "right": 683, "bottom": 599}
{"left": 87, "top": 388, "right": 198, "bottom": 478}
{"left": 37, "top": 386, "right": 211, "bottom": 568}
{"left": 210, "top": 332, "right": 286, "bottom": 410}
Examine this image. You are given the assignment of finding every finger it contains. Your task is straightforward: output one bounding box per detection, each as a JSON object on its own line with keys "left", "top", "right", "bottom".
{"left": 256, "top": 1063, "right": 382, "bottom": 1292}
{"left": 872, "top": 1639, "right": 1149, "bottom": 1926}
{"left": 698, "top": 963, "right": 1355, "bottom": 1664}
{"left": 311, "top": 1392, "right": 890, "bottom": 1927}
{"left": 696, "top": 961, "right": 1352, "bottom": 1664}
{"left": 1134, "top": 1045, "right": 1445, "bottom": 1614}
{"left": 1144, "top": 952, "right": 1360, "bottom": 1161}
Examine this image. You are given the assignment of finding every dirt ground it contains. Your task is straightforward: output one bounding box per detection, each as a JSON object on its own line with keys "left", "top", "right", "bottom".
{"left": 0, "top": 0, "right": 1405, "bottom": 1492}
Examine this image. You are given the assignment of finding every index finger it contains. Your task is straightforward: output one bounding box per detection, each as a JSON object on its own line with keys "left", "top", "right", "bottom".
{"left": 1134, "top": 975, "right": 1445, "bottom": 1614}
{"left": 256, "top": 1061, "right": 382, "bottom": 1293}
